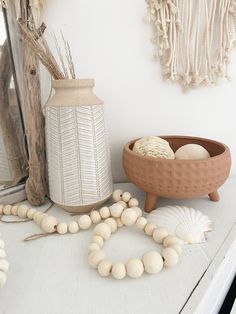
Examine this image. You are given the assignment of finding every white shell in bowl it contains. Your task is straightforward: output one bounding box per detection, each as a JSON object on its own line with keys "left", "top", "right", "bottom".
{"left": 147, "top": 205, "right": 213, "bottom": 244}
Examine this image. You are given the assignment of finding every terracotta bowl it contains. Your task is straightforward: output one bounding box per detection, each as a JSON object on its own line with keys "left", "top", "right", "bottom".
{"left": 123, "top": 136, "right": 231, "bottom": 212}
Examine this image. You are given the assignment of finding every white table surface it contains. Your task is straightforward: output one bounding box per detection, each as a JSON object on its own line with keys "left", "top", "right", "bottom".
{"left": 0, "top": 179, "right": 236, "bottom": 314}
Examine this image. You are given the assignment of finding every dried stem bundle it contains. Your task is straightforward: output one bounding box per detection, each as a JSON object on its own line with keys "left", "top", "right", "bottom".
{"left": 19, "top": 22, "right": 76, "bottom": 80}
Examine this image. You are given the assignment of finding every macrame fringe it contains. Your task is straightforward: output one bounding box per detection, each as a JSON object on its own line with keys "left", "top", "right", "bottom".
{"left": 146, "top": 0, "right": 236, "bottom": 89}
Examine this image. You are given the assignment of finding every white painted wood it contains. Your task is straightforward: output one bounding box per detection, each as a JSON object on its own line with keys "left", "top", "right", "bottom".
{"left": 231, "top": 299, "right": 236, "bottom": 314}
{"left": 0, "top": 179, "right": 236, "bottom": 314}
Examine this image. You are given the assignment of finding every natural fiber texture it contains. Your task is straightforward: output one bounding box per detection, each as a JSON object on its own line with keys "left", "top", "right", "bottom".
{"left": 146, "top": 0, "right": 236, "bottom": 89}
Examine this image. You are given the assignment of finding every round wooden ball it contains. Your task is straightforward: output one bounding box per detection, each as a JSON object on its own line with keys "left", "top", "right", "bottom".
{"left": 0, "top": 259, "right": 9, "bottom": 272}
{"left": 117, "top": 200, "right": 127, "bottom": 209}
{"left": 126, "top": 258, "right": 144, "bottom": 278}
{"left": 109, "top": 203, "right": 124, "bottom": 218}
{"left": 121, "top": 191, "right": 132, "bottom": 203}
{"left": 90, "top": 211, "right": 101, "bottom": 224}
{"left": 11, "top": 205, "right": 19, "bottom": 216}
{"left": 128, "top": 198, "right": 139, "bottom": 208}
{"left": 135, "top": 217, "right": 147, "bottom": 230}
{"left": 41, "top": 216, "right": 58, "bottom": 233}
{"left": 112, "top": 263, "right": 126, "bottom": 280}
{"left": 168, "top": 244, "right": 183, "bottom": 256}
{"left": 88, "top": 243, "right": 100, "bottom": 253}
{"left": 99, "top": 207, "right": 110, "bottom": 219}
{"left": 93, "top": 223, "right": 111, "bottom": 240}
{"left": 0, "top": 270, "right": 7, "bottom": 287}
{"left": 104, "top": 217, "right": 117, "bottom": 233}
{"left": 142, "top": 250, "right": 163, "bottom": 274}
{"left": 144, "top": 223, "right": 156, "bottom": 236}
{"left": 132, "top": 207, "right": 142, "bottom": 218}
{"left": 35, "top": 213, "right": 47, "bottom": 226}
{"left": 161, "top": 248, "right": 179, "bottom": 267}
{"left": 121, "top": 208, "right": 138, "bottom": 226}
{"left": 68, "top": 221, "right": 79, "bottom": 233}
{"left": 33, "top": 212, "right": 41, "bottom": 223}
{"left": 112, "top": 189, "right": 123, "bottom": 202}
{"left": 98, "top": 259, "right": 112, "bottom": 277}
{"left": 91, "top": 235, "right": 104, "bottom": 247}
{"left": 27, "top": 208, "right": 37, "bottom": 219}
{"left": 78, "top": 215, "right": 92, "bottom": 230}
{"left": 57, "top": 223, "right": 68, "bottom": 235}
{"left": 3, "top": 205, "right": 12, "bottom": 215}
{"left": 163, "top": 235, "right": 184, "bottom": 247}
{"left": 88, "top": 250, "right": 105, "bottom": 268}
{"left": 17, "top": 204, "right": 29, "bottom": 218}
{"left": 175, "top": 144, "right": 210, "bottom": 160}
{"left": 115, "top": 218, "right": 123, "bottom": 228}
{"left": 153, "top": 228, "right": 169, "bottom": 244}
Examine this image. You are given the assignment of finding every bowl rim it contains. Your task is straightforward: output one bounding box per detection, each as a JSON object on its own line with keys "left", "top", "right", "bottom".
{"left": 124, "top": 135, "right": 230, "bottom": 163}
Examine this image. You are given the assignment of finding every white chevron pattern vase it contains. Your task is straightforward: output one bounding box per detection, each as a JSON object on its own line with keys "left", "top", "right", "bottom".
{"left": 45, "top": 79, "right": 113, "bottom": 213}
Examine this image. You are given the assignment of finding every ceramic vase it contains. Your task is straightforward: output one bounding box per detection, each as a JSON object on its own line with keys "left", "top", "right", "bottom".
{"left": 45, "top": 79, "right": 113, "bottom": 213}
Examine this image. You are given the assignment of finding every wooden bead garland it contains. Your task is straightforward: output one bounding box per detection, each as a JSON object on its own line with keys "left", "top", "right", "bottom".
{"left": 0, "top": 232, "right": 9, "bottom": 287}
{"left": 0, "top": 189, "right": 184, "bottom": 281}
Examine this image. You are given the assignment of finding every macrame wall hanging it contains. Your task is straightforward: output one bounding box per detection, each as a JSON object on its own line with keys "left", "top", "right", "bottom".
{"left": 146, "top": 0, "right": 236, "bottom": 89}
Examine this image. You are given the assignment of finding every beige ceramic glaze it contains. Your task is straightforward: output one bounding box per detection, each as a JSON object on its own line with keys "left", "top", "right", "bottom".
{"left": 45, "top": 79, "right": 113, "bottom": 213}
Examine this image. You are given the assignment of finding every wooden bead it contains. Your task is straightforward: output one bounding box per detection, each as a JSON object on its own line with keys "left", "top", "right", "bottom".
{"left": 121, "top": 191, "right": 132, "bottom": 202}
{"left": 90, "top": 211, "right": 101, "bottom": 224}
{"left": 112, "top": 189, "right": 123, "bottom": 202}
{"left": 0, "top": 271, "right": 7, "bottom": 287}
{"left": 33, "top": 212, "right": 41, "bottom": 222}
{"left": 112, "top": 263, "right": 126, "bottom": 279}
{"left": 126, "top": 258, "right": 144, "bottom": 278}
{"left": 35, "top": 213, "right": 47, "bottom": 225}
{"left": 0, "top": 259, "right": 9, "bottom": 272}
{"left": 88, "top": 243, "right": 100, "bottom": 252}
{"left": 27, "top": 208, "right": 37, "bottom": 219}
{"left": 128, "top": 198, "right": 139, "bottom": 207}
{"left": 161, "top": 248, "right": 179, "bottom": 267}
{"left": 0, "top": 205, "right": 3, "bottom": 215}
{"left": 41, "top": 216, "right": 58, "bottom": 233}
{"left": 142, "top": 250, "right": 163, "bottom": 274}
{"left": 163, "top": 235, "right": 184, "bottom": 247}
{"left": 132, "top": 207, "right": 142, "bottom": 218}
{"left": 0, "top": 240, "right": 5, "bottom": 249}
{"left": 98, "top": 259, "right": 112, "bottom": 277}
{"left": 91, "top": 235, "right": 104, "bottom": 247}
{"left": 88, "top": 250, "right": 105, "bottom": 268}
{"left": 68, "top": 222, "right": 79, "bottom": 233}
{"left": 168, "top": 244, "right": 183, "bottom": 256}
{"left": 115, "top": 218, "right": 123, "bottom": 228}
{"left": 0, "top": 249, "right": 6, "bottom": 259}
{"left": 99, "top": 207, "right": 110, "bottom": 219}
{"left": 144, "top": 223, "right": 156, "bottom": 236}
{"left": 136, "top": 217, "right": 147, "bottom": 229}
{"left": 117, "top": 200, "right": 127, "bottom": 209}
{"left": 57, "top": 223, "right": 68, "bottom": 235}
{"left": 3, "top": 205, "right": 12, "bottom": 215}
{"left": 17, "top": 204, "right": 29, "bottom": 218}
{"left": 104, "top": 217, "right": 117, "bottom": 233}
{"left": 121, "top": 208, "right": 138, "bottom": 226}
{"left": 153, "top": 228, "right": 169, "bottom": 244}
{"left": 11, "top": 205, "right": 18, "bottom": 216}
{"left": 78, "top": 215, "right": 92, "bottom": 230}
{"left": 93, "top": 223, "right": 111, "bottom": 240}
{"left": 109, "top": 203, "right": 124, "bottom": 218}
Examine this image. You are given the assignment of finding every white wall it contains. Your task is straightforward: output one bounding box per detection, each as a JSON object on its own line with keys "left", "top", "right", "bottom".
{"left": 43, "top": 0, "right": 236, "bottom": 182}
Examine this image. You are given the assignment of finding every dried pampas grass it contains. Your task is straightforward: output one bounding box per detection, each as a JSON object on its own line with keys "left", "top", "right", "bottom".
{"left": 20, "top": 23, "right": 76, "bottom": 80}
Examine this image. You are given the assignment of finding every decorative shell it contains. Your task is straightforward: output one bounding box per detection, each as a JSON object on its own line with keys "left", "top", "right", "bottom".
{"left": 147, "top": 205, "right": 213, "bottom": 244}
{"left": 133, "top": 136, "right": 175, "bottom": 159}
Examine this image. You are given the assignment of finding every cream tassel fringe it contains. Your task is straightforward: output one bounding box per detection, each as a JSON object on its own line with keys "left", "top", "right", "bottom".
{"left": 146, "top": 0, "right": 236, "bottom": 89}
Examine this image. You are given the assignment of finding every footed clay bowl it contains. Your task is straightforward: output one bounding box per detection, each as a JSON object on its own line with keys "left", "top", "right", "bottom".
{"left": 123, "top": 136, "right": 231, "bottom": 212}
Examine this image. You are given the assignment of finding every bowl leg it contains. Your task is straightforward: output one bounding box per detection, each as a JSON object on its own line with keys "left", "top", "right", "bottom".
{"left": 208, "top": 190, "right": 220, "bottom": 202}
{"left": 144, "top": 193, "right": 159, "bottom": 212}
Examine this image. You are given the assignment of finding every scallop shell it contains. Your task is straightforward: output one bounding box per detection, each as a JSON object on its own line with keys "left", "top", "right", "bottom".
{"left": 147, "top": 205, "right": 213, "bottom": 244}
